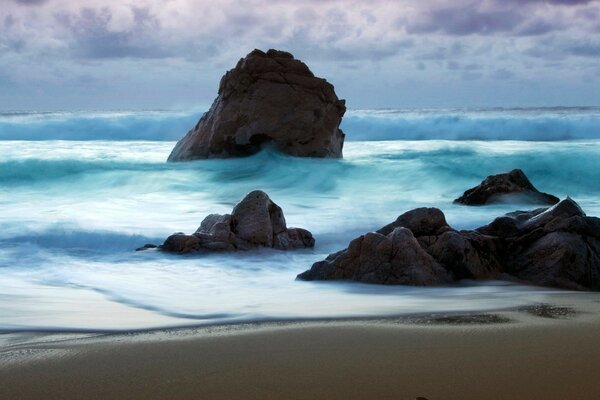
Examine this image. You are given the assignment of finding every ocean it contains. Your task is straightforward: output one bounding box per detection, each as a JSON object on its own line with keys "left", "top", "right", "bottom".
{"left": 1, "top": 108, "right": 600, "bottom": 330}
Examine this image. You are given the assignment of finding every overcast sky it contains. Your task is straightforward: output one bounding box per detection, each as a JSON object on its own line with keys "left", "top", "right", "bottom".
{"left": 1, "top": 0, "right": 599, "bottom": 110}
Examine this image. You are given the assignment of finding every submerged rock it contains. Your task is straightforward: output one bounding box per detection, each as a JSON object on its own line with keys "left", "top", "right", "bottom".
{"left": 454, "top": 169, "right": 559, "bottom": 206}
{"left": 298, "top": 198, "right": 600, "bottom": 291}
{"left": 167, "top": 49, "right": 346, "bottom": 161}
{"left": 135, "top": 243, "right": 158, "bottom": 251}
{"left": 158, "top": 190, "right": 314, "bottom": 254}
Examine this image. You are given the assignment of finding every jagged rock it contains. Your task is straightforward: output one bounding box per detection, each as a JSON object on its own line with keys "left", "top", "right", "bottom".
{"left": 428, "top": 230, "right": 502, "bottom": 280}
{"left": 486, "top": 198, "right": 600, "bottom": 290}
{"left": 377, "top": 207, "right": 450, "bottom": 236}
{"left": 454, "top": 169, "right": 559, "bottom": 206}
{"left": 158, "top": 190, "right": 314, "bottom": 254}
{"left": 298, "top": 198, "right": 600, "bottom": 291}
{"left": 167, "top": 49, "right": 346, "bottom": 161}
{"left": 298, "top": 227, "right": 451, "bottom": 285}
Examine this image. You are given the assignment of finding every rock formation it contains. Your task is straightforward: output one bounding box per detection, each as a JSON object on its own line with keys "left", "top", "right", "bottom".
{"left": 156, "top": 190, "right": 314, "bottom": 253}
{"left": 167, "top": 49, "right": 346, "bottom": 161}
{"left": 298, "top": 198, "right": 600, "bottom": 291}
{"left": 454, "top": 169, "right": 559, "bottom": 206}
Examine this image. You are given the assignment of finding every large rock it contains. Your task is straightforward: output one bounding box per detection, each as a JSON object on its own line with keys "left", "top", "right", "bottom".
{"left": 298, "top": 227, "right": 451, "bottom": 285}
{"left": 482, "top": 198, "right": 600, "bottom": 290}
{"left": 454, "top": 169, "right": 559, "bottom": 206}
{"left": 167, "top": 49, "right": 346, "bottom": 161}
{"left": 158, "top": 190, "right": 314, "bottom": 254}
{"left": 298, "top": 198, "right": 600, "bottom": 290}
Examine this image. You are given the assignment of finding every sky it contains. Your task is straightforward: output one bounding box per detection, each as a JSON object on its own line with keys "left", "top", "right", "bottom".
{"left": 1, "top": 0, "right": 600, "bottom": 110}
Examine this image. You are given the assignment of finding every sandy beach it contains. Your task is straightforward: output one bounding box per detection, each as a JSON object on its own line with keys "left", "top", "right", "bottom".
{"left": 2, "top": 293, "right": 600, "bottom": 400}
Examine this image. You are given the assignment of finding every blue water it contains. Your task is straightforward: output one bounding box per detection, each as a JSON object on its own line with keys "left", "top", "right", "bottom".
{"left": 2, "top": 107, "right": 600, "bottom": 141}
{"left": 1, "top": 108, "right": 599, "bottom": 330}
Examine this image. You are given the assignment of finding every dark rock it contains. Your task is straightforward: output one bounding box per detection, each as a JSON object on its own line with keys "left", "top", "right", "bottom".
{"left": 161, "top": 233, "right": 203, "bottom": 253}
{"left": 158, "top": 190, "right": 314, "bottom": 254}
{"left": 274, "top": 227, "right": 315, "bottom": 250}
{"left": 298, "top": 198, "right": 600, "bottom": 291}
{"left": 135, "top": 243, "right": 158, "bottom": 251}
{"left": 298, "top": 227, "right": 451, "bottom": 285}
{"left": 454, "top": 169, "right": 559, "bottom": 206}
{"left": 428, "top": 230, "right": 502, "bottom": 280}
{"left": 167, "top": 49, "right": 346, "bottom": 161}
{"left": 231, "top": 190, "right": 283, "bottom": 247}
{"left": 377, "top": 207, "right": 450, "bottom": 237}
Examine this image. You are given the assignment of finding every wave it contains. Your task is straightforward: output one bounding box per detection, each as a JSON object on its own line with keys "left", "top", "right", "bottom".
{"left": 341, "top": 108, "right": 600, "bottom": 141}
{"left": 0, "top": 158, "right": 158, "bottom": 185}
{"left": 2, "top": 141, "right": 600, "bottom": 204}
{"left": 2, "top": 108, "right": 600, "bottom": 141}
{"left": 0, "top": 226, "right": 161, "bottom": 255}
{"left": 0, "top": 110, "right": 199, "bottom": 141}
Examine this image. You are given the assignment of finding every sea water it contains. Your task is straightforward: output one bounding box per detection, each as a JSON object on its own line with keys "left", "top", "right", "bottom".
{"left": 1, "top": 108, "right": 600, "bottom": 330}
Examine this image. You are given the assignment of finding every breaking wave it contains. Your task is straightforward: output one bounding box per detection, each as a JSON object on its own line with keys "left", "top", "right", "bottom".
{"left": 2, "top": 107, "right": 600, "bottom": 141}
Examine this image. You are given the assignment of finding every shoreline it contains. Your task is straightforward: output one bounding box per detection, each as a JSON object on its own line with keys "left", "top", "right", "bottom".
{"left": 0, "top": 288, "right": 590, "bottom": 338}
{"left": 2, "top": 293, "right": 600, "bottom": 399}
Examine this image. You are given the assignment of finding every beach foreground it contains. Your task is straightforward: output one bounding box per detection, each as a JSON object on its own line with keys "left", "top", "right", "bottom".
{"left": 2, "top": 294, "right": 600, "bottom": 400}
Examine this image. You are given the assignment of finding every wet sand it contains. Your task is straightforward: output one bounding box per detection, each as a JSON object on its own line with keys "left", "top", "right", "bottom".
{"left": 1, "top": 294, "right": 600, "bottom": 400}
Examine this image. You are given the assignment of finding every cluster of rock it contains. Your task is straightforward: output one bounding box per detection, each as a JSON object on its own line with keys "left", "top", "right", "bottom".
{"left": 454, "top": 169, "right": 559, "bottom": 206}
{"left": 298, "top": 198, "right": 600, "bottom": 290}
{"left": 155, "top": 191, "right": 314, "bottom": 253}
{"left": 158, "top": 48, "right": 599, "bottom": 291}
{"left": 167, "top": 49, "right": 346, "bottom": 161}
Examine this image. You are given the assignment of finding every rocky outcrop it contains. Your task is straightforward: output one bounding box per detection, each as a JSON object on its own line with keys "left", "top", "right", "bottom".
{"left": 454, "top": 169, "right": 559, "bottom": 206}
{"left": 298, "top": 198, "right": 600, "bottom": 290}
{"left": 158, "top": 190, "right": 314, "bottom": 254}
{"left": 167, "top": 49, "right": 346, "bottom": 161}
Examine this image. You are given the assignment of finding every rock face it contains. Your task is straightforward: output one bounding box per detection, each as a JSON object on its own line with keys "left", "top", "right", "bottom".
{"left": 298, "top": 198, "right": 600, "bottom": 290}
{"left": 454, "top": 169, "right": 559, "bottom": 206}
{"left": 159, "top": 190, "right": 314, "bottom": 253}
{"left": 167, "top": 49, "right": 346, "bottom": 161}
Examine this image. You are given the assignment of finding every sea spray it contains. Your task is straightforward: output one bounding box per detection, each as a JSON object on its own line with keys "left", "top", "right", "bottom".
{"left": 1, "top": 139, "right": 599, "bottom": 330}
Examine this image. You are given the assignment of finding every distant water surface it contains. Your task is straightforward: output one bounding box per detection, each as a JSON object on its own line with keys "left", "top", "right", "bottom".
{"left": 1, "top": 107, "right": 600, "bottom": 141}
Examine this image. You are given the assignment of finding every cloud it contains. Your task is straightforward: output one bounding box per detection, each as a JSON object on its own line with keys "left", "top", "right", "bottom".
{"left": 1, "top": 0, "right": 599, "bottom": 62}
{"left": 491, "top": 68, "right": 516, "bottom": 80}
{"left": 52, "top": 6, "right": 170, "bottom": 59}
{"left": 511, "top": 0, "right": 595, "bottom": 4}
{"left": 408, "top": 7, "right": 525, "bottom": 36}
{"left": 407, "top": 0, "right": 598, "bottom": 37}
{"left": 0, "top": 0, "right": 599, "bottom": 109}
{"left": 12, "top": 0, "right": 49, "bottom": 5}
{"left": 526, "top": 36, "right": 600, "bottom": 59}
{"left": 565, "top": 41, "right": 600, "bottom": 57}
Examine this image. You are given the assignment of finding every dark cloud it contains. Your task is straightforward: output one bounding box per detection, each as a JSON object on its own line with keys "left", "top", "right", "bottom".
{"left": 527, "top": 37, "right": 600, "bottom": 59}
{"left": 508, "top": 0, "right": 595, "bottom": 4}
{"left": 415, "top": 42, "right": 465, "bottom": 61}
{"left": 406, "top": 0, "right": 596, "bottom": 37}
{"left": 4, "top": 14, "right": 16, "bottom": 28}
{"left": 516, "top": 19, "right": 560, "bottom": 36}
{"left": 491, "top": 68, "right": 515, "bottom": 80}
{"left": 12, "top": 0, "right": 49, "bottom": 5}
{"left": 463, "top": 63, "right": 483, "bottom": 70}
{"left": 447, "top": 61, "right": 460, "bottom": 70}
{"left": 462, "top": 71, "right": 483, "bottom": 80}
{"left": 408, "top": 7, "right": 524, "bottom": 35}
{"left": 54, "top": 7, "right": 170, "bottom": 60}
{"left": 566, "top": 41, "right": 600, "bottom": 57}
